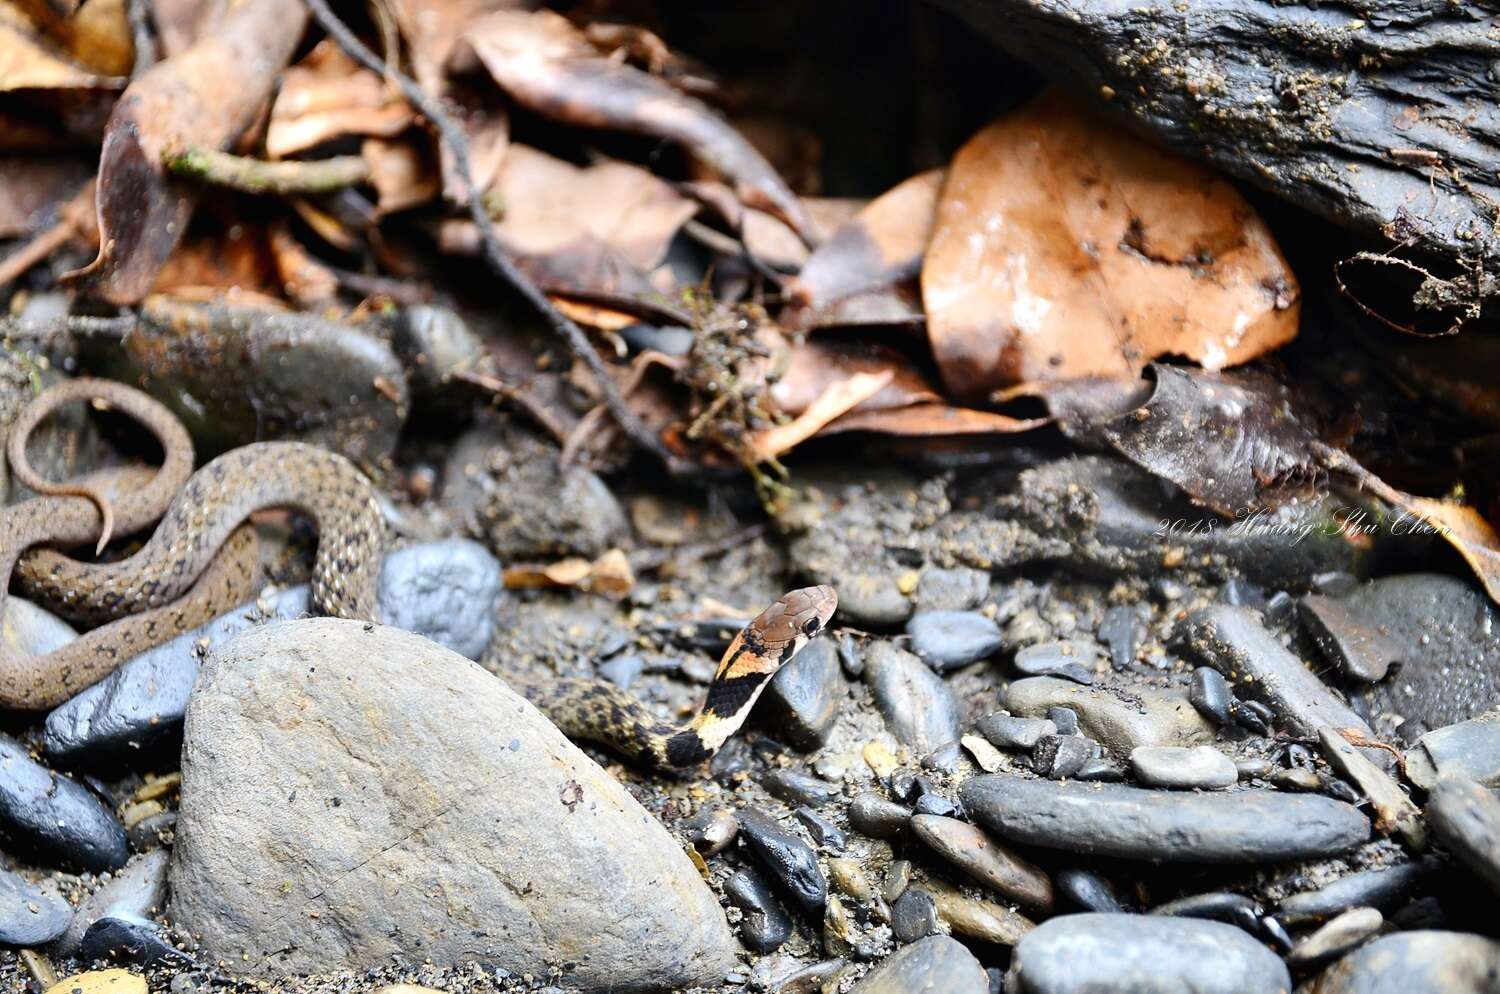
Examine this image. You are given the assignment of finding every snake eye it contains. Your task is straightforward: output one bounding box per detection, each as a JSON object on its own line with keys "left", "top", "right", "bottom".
{"left": 801, "top": 617, "right": 821, "bottom": 636}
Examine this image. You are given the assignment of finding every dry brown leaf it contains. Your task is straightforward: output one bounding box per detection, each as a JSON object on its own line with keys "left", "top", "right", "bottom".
{"left": 789, "top": 169, "right": 943, "bottom": 312}
{"left": 151, "top": 0, "right": 230, "bottom": 57}
{"left": 1393, "top": 497, "right": 1500, "bottom": 606}
{"left": 266, "top": 40, "right": 414, "bottom": 159}
{"left": 451, "top": 9, "right": 814, "bottom": 243}
{"left": 503, "top": 549, "right": 635, "bottom": 598}
{"left": 747, "top": 370, "right": 893, "bottom": 461}
{"left": 0, "top": 155, "right": 93, "bottom": 237}
{"left": 0, "top": 3, "right": 123, "bottom": 91}
{"left": 67, "top": 0, "right": 307, "bottom": 304}
{"left": 922, "top": 90, "right": 1299, "bottom": 400}
{"left": 362, "top": 136, "right": 439, "bottom": 215}
{"left": 823, "top": 403, "right": 1044, "bottom": 437}
{"left": 7, "top": 0, "right": 134, "bottom": 75}
{"left": 771, "top": 338, "right": 940, "bottom": 416}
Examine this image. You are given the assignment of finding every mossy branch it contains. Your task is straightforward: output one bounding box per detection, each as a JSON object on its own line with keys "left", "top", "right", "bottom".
{"left": 163, "top": 148, "right": 370, "bottom": 195}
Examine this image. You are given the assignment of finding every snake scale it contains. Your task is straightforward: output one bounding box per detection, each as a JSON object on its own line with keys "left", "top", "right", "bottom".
{"left": 0, "top": 378, "right": 838, "bottom": 768}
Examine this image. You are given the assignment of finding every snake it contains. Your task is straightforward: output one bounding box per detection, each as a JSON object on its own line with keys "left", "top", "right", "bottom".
{"left": 0, "top": 378, "right": 838, "bottom": 769}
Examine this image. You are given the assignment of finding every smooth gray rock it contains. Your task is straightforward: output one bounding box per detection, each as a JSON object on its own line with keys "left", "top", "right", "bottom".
{"left": 915, "top": 568, "right": 990, "bottom": 612}
{"left": 56, "top": 850, "right": 169, "bottom": 955}
{"left": 1130, "top": 746, "right": 1237, "bottom": 790}
{"left": 724, "top": 866, "right": 792, "bottom": 954}
{"left": 1299, "top": 593, "right": 1402, "bottom": 683}
{"left": 0, "top": 867, "right": 71, "bottom": 946}
{"left": 1316, "top": 932, "right": 1500, "bottom": 994}
{"left": 960, "top": 777, "right": 1370, "bottom": 862}
{"left": 737, "top": 808, "right": 828, "bottom": 915}
{"left": 1, "top": 597, "right": 78, "bottom": 657}
{"left": 1277, "top": 859, "right": 1437, "bottom": 924}
{"left": 907, "top": 611, "right": 1004, "bottom": 671}
{"left": 1189, "top": 667, "right": 1234, "bottom": 725}
{"left": 759, "top": 637, "right": 844, "bottom": 750}
{"left": 978, "top": 714, "right": 1055, "bottom": 751}
{"left": 850, "top": 935, "right": 988, "bottom": 994}
{"left": 1427, "top": 777, "right": 1500, "bottom": 897}
{"left": 1032, "top": 735, "right": 1099, "bottom": 779}
{"left": 1006, "top": 913, "right": 1291, "bottom": 994}
{"left": 847, "top": 793, "right": 911, "bottom": 840}
{"left": 1286, "top": 907, "right": 1382, "bottom": 969}
{"left": 0, "top": 734, "right": 128, "bottom": 873}
{"left": 911, "top": 814, "right": 1053, "bottom": 912}
{"left": 1005, "top": 677, "right": 1212, "bottom": 756}
{"left": 863, "top": 642, "right": 962, "bottom": 755}
{"left": 1179, "top": 605, "right": 1377, "bottom": 741}
{"left": 44, "top": 540, "right": 504, "bottom": 764}
{"left": 1013, "top": 641, "right": 1098, "bottom": 685}
{"left": 1406, "top": 710, "right": 1500, "bottom": 790}
{"left": 170, "top": 619, "right": 735, "bottom": 990}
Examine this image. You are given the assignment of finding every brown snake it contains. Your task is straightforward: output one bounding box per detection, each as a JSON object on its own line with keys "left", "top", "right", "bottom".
{"left": 0, "top": 378, "right": 384, "bottom": 710}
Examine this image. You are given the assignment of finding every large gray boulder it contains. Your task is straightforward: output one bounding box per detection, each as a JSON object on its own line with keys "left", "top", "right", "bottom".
{"left": 170, "top": 618, "right": 736, "bottom": 991}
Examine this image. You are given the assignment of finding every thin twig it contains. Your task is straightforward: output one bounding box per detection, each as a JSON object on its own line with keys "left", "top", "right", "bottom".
{"left": 165, "top": 148, "right": 371, "bottom": 195}
{"left": 302, "top": 0, "right": 687, "bottom": 474}
{"left": 126, "top": 0, "right": 158, "bottom": 78}
{"left": 1, "top": 314, "right": 135, "bottom": 340}
{"left": 450, "top": 368, "right": 573, "bottom": 446}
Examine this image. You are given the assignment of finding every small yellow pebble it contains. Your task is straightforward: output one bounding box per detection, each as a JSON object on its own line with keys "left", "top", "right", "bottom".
{"left": 896, "top": 570, "right": 921, "bottom": 595}
{"left": 44, "top": 970, "right": 147, "bottom": 994}
{"left": 863, "top": 740, "right": 899, "bottom": 778}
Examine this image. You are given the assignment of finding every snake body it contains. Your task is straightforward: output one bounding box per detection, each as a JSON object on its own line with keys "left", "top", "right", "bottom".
{"left": 0, "top": 379, "right": 837, "bottom": 770}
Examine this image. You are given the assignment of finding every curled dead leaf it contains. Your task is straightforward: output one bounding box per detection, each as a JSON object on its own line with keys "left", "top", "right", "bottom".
{"left": 922, "top": 90, "right": 1299, "bottom": 399}
{"left": 0, "top": 3, "right": 124, "bottom": 91}
{"left": 68, "top": 0, "right": 308, "bottom": 304}
{"left": 451, "top": 9, "right": 814, "bottom": 243}
{"left": 503, "top": 549, "right": 635, "bottom": 598}
{"left": 266, "top": 40, "right": 414, "bottom": 159}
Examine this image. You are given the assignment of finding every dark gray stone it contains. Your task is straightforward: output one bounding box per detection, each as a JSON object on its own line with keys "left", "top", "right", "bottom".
{"left": 57, "top": 850, "right": 169, "bottom": 954}
{"left": 1046, "top": 707, "right": 1078, "bottom": 736}
{"left": 0, "top": 734, "right": 128, "bottom": 872}
{"left": 1277, "top": 859, "right": 1437, "bottom": 924}
{"left": 1178, "top": 605, "right": 1378, "bottom": 742}
{"left": 44, "top": 540, "right": 505, "bottom": 765}
{"left": 78, "top": 914, "right": 188, "bottom": 966}
{"left": 1130, "top": 746, "right": 1237, "bottom": 790}
{"left": 1006, "top": 913, "right": 1290, "bottom": 994}
{"left": 1406, "top": 711, "right": 1500, "bottom": 790}
{"left": 794, "top": 807, "right": 847, "bottom": 853}
{"left": 863, "top": 642, "right": 962, "bottom": 755}
{"left": 1013, "top": 641, "right": 1098, "bottom": 685}
{"left": 850, "top": 935, "right": 987, "bottom": 994}
{"left": 1299, "top": 593, "right": 1403, "bottom": 683}
{"left": 1006, "top": 677, "right": 1212, "bottom": 756}
{"left": 0, "top": 867, "right": 70, "bottom": 946}
{"left": 1316, "top": 931, "right": 1500, "bottom": 994}
{"left": 1032, "top": 735, "right": 1099, "bottom": 779}
{"left": 1150, "top": 892, "right": 1262, "bottom": 934}
{"left": 960, "top": 777, "right": 1370, "bottom": 862}
{"left": 977, "top": 714, "right": 1056, "bottom": 751}
{"left": 1054, "top": 870, "right": 1123, "bottom": 913}
{"left": 1427, "top": 777, "right": 1500, "bottom": 897}
{"left": 907, "top": 611, "right": 1004, "bottom": 671}
{"left": 763, "top": 770, "right": 841, "bottom": 808}
{"left": 847, "top": 793, "right": 911, "bottom": 839}
{"left": 737, "top": 808, "right": 828, "bottom": 915}
{"left": 1097, "top": 605, "right": 1145, "bottom": 669}
{"left": 1285, "top": 907, "right": 1383, "bottom": 969}
{"left": 914, "top": 568, "right": 990, "bottom": 612}
{"left": 760, "top": 639, "right": 844, "bottom": 750}
{"left": 1188, "top": 667, "right": 1234, "bottom": 726}
{"left": 889, "top": 888, "right": 941, "bottom": 944}
{"left": 724, "top": 866, "right": 792, "bottom": 954}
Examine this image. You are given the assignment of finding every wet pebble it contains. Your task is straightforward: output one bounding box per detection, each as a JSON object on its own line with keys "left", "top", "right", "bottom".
{"left": 1008, "top": 913, "right": 1290, "bottom": 994}
{"left": 914, "top": 568, "right": 990, "bottom": 612}
{"left": 1286, "top": 906, "right": 1382, "bottom": 969}
{"left": 960, "top": 778, "right": 1370, "bottom": 862}
{"left": 684, "top": 808, "right": 738, "bottom": 856}
{"left": 725, "top": 867, "right": 793, "bottom": 953}
{"left": 850, "top": 935, "right": 988, "bottom": 994}
{"left": 912, "top": 792, "right": 959, "bottom": 817}
{"left": 928, "top": 881, "right": 1033, "bottom": 945}
{"left": 907, "top": 611, "right": 1003, "bottom": 671}
{"left": 1055, "top": 869, "right": 1124, "bottom": 913}
{"left": 852, "top": 791, "right": 906, "bottom": 839}
{"left": 1006, "top": 677, "right": 1211, "bottom": 756}
{"left": 1405, "top": 711, "right": 1500, "bottom": 790}
{"left": 0, "top": 734, "right": 129, "bottom": 872}
{"left": 1047, "top": 707, "right": 1079, "bottom": 736}
{"left": 827, "top": 858, "right": 874, "bottom": 902}
{"left": 1150, "top": 892, "right": 1261, "bottom": 932}
{"left": 0, "top": 866, "right": 71, "bottom": 946}
{"left": 1426, "top": 776, "right": 1500, "bottom": 896}
{"left": 78, "top": 914, "right": 186, "bottom": 966}
{"left": 889, "top": 887, "right": 940, "bottom": 943}
{"left": 737, "top": 808, "right": 828, "bottom": 915}
{"left": 760, "top": 638, "right": 844, "bottom": 750}
{"left": 1316, "top": 931, "right": 1500, "bottom": 994}
{"left": 1013, "top": 641, "right": 1098, "bottom": 685}
{"left": 1270, "top": 767, "right": 1322, "bottom": 792}
{"left": 794, "top": 807, "right": 847, "bottom": 853}
{"left": 1278, "top": 859, "right": 1436, "bottom": 924}
{"left": 1097, "top": 605, "right": 1146, "bottom": 669}
{"left": 863, "top": 642, "right": 962, "bottom": 755}
{"left": 976, "top": 714, "right": 1055, "bottom": 751}
{"left": 1188, "top": 667, "right": 1234, "bottom": 725}
{"left": 920, "top": 741, "right": 964, "bottom": 774}
{"left": 1074, "top": 757, "right": 1124, "bottom": 782}
{"left": 1299, "top": 593, "right": 1402, "bottom": 683}
{"left": 45, "top": 541, "right": 504, "bottom": 764}
{"left": 57, "top": 850, "right": 169, "bottom": 954}
{"left": 835, "top": 575, "right": 913, "bottom": 627}
{"left": 1130, "top": 745, "right": 1237, "bottom": 790}
{"left": 911, "top": 814, "right": 1053, "bottom": 912}
{"left": 837, "top": 635, "right": 864, "bottom": 678}
{"left": 1032, "top": 735, "right": 1099, "bottom": 779}
{"left": 764, "top": 770, "right": 841, "bottom": 807}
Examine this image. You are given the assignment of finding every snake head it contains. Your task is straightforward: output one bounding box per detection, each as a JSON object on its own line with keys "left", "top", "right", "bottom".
{"left": 753, "top": 584, "right": 838, "bottom": 651}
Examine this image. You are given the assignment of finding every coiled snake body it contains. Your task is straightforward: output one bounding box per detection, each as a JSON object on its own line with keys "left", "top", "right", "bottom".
{"left": 0, "top": 379, "right": 837, "bottom": 768}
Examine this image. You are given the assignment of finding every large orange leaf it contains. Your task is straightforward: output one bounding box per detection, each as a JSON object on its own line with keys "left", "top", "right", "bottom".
{"left": 922, "top": 90, "right": 1299, "bottom": 400}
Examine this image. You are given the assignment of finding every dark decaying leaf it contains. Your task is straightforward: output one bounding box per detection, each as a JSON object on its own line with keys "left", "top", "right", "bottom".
{"left": 450, "top": 9, "right": 815, "bottom": 243}
{"left": 0, "top": 155, "right": 94, "bottom": 237}
{"left": 787, "top": 169, "right": 943, "bottom": 312}
{"left": 67, "top": 0, "right": 306, "bottom": 304}
{"left": 1095, "top": 363, "right": 1323, "bottom": 518}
